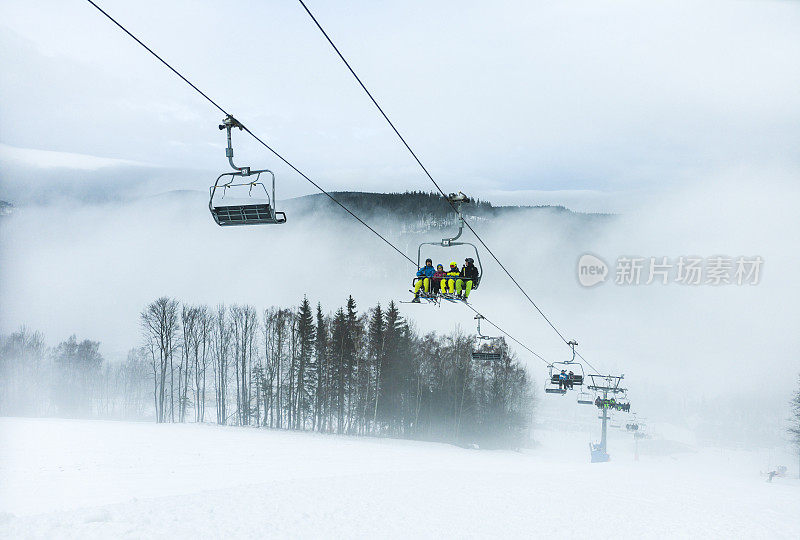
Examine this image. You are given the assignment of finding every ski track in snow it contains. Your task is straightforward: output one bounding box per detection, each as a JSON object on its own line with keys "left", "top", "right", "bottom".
{"left": 0, "top": 418, "right": 798, "bottom": 539}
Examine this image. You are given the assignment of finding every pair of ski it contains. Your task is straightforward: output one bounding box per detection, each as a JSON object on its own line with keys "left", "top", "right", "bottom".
{"left": 402, "top": 290, "right": 468, "bottom": 305}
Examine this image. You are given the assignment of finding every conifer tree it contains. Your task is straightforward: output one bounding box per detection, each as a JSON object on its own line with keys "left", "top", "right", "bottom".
{"left": 295, "top": 296, "right": 316, "bottom": 429}
{"left": 367, "top": 304, "right": 385, "bottom": 430}
{"left": 329, "top": 307, "right": 347, "bottom": 434}
{"left": 314, "top": 303, "right": 328, "bottom": 431}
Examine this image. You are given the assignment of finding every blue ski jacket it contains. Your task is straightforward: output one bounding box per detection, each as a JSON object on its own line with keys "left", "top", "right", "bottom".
{"left": 417, "top": 265, "right": 435, "bottom": 278}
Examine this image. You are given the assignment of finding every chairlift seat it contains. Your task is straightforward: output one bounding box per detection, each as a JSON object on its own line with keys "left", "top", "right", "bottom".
{"left": 545, "top": 388, "right": 567, "bottom": 394}
{"left": 471, "top": 351, "right": 502, "bottom": 361}
{"left": 577, "top": 398, "right": 594, "bottom": 405}
{"left": 211, "top": 204, "right": 286, "bottom": 226}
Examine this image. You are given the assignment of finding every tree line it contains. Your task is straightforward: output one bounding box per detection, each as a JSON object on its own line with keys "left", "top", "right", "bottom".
{"left": 790, "top": 375, "right": 800, "bottom": 478}
{"left": 0, "top": 329, "right": 149, "bottom": 419}
{"left": 0, "top": 295, "right": 535, "bottom": 448}
{"left": 141, "top": 295, "right": 534, "bottom": 447}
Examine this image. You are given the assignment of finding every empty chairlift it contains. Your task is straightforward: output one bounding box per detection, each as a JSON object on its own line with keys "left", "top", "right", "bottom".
{"left": 209, "top": 115, "right": 286, "bottom": 226}
{"left": 471, "top": 315, "right": 503, "bottom": 361}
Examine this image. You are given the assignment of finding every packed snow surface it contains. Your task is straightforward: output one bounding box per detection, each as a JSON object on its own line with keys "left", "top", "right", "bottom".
{"left": 1, "top": 418, "right": 798, "bottom": 538}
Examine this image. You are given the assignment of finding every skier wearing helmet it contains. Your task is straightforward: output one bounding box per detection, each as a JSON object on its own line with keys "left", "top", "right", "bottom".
{"left": 411, "top": 258, "right": 435, "bottom": 303}
{"left": 444, "top": 262, "right": 460, "bottom": 295}
{"left": 456, "top": 257, "right": 479, "bottom": 299}
{"left": 432, "top": 263, "right": 447, "bottom": 294}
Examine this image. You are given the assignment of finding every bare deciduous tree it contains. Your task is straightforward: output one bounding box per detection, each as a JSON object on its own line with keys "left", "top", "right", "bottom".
{"left": 140, "top": 297, "right": 179, "bottom": 423}
{"left": 211, "top": 304, "right": 230, "bottom": 425}
{"left": 231, "top": 304, "right": 258, "bottom": 426}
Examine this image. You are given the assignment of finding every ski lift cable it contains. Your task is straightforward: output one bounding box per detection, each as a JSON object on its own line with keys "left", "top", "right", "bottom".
{"left": 83, "top": 0, "right": 416, "bottom": 268}
{"left": 575, "top": 351, "right": 602, "bottom": 377}
{"left": 81, "top": 0, "right": 556, "bottom": 371}
{"left": 84, "top": 0, "right": 227, "bottom": 117}
{"left": 296, "top": 0, "right": 601, "bottom": 375}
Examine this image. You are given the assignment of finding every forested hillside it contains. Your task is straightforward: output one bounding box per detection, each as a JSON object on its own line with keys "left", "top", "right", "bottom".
{"left": 284, "top": 190, "right": 611, "bottom": 232}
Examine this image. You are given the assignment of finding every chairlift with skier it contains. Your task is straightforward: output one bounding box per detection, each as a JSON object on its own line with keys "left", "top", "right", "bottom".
{"left": 408, "top": 192, "right": 482, "bottom": 304}
{"left": 544, "top": 340, "right": 585, "bottom": 394}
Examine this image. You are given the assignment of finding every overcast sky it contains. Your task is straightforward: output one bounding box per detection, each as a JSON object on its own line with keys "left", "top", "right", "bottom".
{"left": 1, "top": 0, "right": 798, "bottom": 210}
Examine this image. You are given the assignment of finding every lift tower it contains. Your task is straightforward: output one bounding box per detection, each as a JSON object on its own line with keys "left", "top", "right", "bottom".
{"left": 586, "top": 374, "right": 626, "bottom": 462}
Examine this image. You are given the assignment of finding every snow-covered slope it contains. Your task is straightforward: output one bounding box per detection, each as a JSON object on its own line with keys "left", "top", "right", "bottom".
{"left": 0, "top": 418, "right": 798, "bottom": 538}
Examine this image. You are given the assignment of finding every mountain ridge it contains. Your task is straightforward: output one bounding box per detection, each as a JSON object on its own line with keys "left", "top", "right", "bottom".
{"left": 282, "top": 190, "right": 615, "bottom": 220}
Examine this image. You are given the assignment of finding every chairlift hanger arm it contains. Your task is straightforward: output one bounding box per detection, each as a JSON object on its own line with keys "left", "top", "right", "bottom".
{"left": 474, "top": 314, "right": 502, "bottom": 342}
{"left": 440, "top": 192, "right": 470, "bottom": 246}
{"left": 441, "top": 211, "right": 465, "bottom": 246}
{"left": 567, "top": 340, "right": 578, "bottom": 362}
{"left": 475, "top": 314, "right": 490, "bottom": 340}
{"left": 220, "top": 114, "right": 253, "bottom": 175}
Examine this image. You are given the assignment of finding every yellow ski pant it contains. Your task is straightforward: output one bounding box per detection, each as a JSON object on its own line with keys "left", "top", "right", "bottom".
{"left": 414, "top": 278, "right": 430, "bottom": 295}
{"left": 456, "top": 279, "right": 474, "bottom": 298}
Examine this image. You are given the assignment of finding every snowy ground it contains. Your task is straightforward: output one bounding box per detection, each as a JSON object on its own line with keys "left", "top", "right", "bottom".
{"left": 1, "top": 418, "right": 798, "bottom": 539}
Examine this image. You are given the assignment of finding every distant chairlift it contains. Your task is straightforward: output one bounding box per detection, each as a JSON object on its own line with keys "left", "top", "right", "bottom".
{"left": 627, "top": 414, "right": 645, "bottom": 433}
{"left": 545, "top": 340, "right": 585, "bottom": 395}
{"left": 209, "top": 115, "right": 286, "bottom": 226}
{"left": 471, "top": 315, "right": 503, "bottom": 361}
